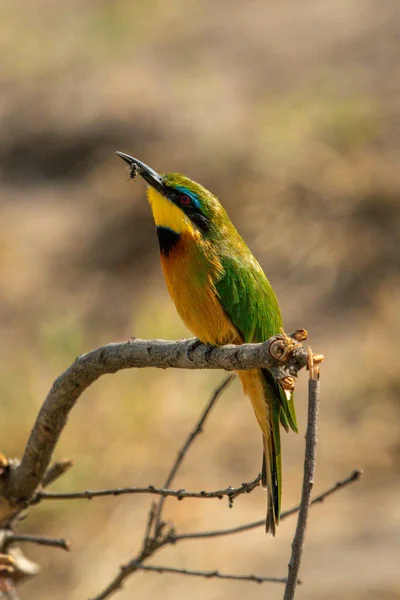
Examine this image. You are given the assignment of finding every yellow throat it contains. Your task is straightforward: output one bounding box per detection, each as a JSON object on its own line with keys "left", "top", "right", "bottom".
{"left": 146, "top": 187, "right": 195, "bottom": 234}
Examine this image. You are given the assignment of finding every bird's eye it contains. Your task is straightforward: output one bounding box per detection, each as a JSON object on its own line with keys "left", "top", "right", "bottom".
{"left": 179, "top": 194, "right": 192, "bottom": 206}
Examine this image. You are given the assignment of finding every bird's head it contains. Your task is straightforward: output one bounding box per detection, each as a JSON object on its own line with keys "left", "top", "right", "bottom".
{"left": 115, "top": 152, "right": 225, "bottom": 239}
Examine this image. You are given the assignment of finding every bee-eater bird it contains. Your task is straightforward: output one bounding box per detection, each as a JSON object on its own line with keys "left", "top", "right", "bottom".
{"left": 116, "top": 152, "right": 297, "bottom": 534}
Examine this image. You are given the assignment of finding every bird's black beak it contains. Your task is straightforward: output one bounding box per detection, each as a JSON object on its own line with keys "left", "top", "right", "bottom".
{"left": 115, "top": 151, "right": 165, "bottom": 194}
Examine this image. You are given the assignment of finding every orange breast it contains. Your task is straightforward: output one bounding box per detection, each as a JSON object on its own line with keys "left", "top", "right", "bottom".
{"left": 161, "top": 233, "right": 269, "bottom": 445}
{"left": 160, "top": 233, "right": 240, "bottom": 345}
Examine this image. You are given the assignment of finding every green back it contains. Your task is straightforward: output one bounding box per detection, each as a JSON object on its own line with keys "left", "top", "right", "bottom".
{"left": 214, "top": 234, "right": 297, "bottom": 433}
{"left": 216, "top": 252, "right": 282, "bottom": 343}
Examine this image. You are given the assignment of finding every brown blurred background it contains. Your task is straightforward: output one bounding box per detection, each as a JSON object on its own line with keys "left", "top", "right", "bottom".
{"left": 1, "top": 1, "right": 399, "bottom": 598}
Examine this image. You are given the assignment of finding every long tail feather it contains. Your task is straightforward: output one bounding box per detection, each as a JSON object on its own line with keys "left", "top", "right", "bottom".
{"left": 261, "top": 370, "right": 283, "bottom": 535}
{"left": 262, "top": 423, "right": 281, "bottom": 535}
{"left": 237, "top": 369, "right": 284, "bottom": 535}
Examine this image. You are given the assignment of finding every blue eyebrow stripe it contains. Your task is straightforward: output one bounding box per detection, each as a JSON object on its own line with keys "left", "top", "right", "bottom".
{"left": 175, "top": 186, "right": 201, "bottom": 208}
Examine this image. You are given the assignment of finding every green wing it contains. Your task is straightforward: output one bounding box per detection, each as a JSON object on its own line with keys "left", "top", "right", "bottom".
{"left": 215, "top": 253, "right": 298, "bottom": 433}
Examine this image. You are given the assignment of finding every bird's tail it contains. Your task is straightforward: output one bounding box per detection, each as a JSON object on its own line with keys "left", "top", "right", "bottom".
{"left": 238, "top": 368, "right": 297, "bottom": 536}
{"left": 261, "top": 420, "right": 281, "bottom": 536}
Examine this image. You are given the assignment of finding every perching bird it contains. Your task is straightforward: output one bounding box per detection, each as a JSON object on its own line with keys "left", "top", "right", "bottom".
{"left": 116, "top": 152, "right": 298, "bottom": 534}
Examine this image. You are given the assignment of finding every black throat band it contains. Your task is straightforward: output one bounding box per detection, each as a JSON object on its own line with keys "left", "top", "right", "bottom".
{"left": 156, "top": 227, "right": 181, "bottom": 256}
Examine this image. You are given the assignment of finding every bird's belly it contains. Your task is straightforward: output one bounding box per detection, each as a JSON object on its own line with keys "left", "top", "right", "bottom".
{"left": 160, "top": 254, "right": 240, "bottom": 345}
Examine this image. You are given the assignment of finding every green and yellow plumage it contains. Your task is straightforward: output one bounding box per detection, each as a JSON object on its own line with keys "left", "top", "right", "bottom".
{"left": 116, "top": 153, "right": 298, "bottom": 534}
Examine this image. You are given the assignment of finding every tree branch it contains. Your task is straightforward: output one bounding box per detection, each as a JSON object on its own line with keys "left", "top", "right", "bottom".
{"left": 90, "top": 560, "right": 289, "bottom": 600}
{"left": 164, "top": 375, "right": 235, "bottom": 491}
{"left": 283, "top": 352, "right": 320, "bottom": 600}
{"left": 3, "top": 534, "right": 70, "bottom": 552}
{"left": 148, "top": 375, "right": 233, "bottom": 536}
{"left": 88, "top": 376, "right": 275, "bottom": 600}
{"left": 41, "top": 460, "right": 74, "bottom": 489}
{"left": 5, "top": 333, "right": 307, "bottom": 509}
{"left": 125, "top": 563, "right": 290, "bottom": 584}
{"left": 165, "top": 469, "right": 362, "bottom": 543}
{"left": 0, "top": 334, "right": 334, "bottom": 600}
{"left": 34, "top": 475, "right": 261, "bottom": 503}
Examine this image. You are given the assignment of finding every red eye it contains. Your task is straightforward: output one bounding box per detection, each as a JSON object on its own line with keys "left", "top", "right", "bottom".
{"left": 180, "top": 194, "right": 191, "bottom": 205}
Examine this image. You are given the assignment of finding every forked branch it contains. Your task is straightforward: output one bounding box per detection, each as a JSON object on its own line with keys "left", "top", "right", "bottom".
{"left": 0, "top": 336, "right": 363, "bottom": 600}
{"left": 4, "top": 332, "right": 307, "bottom": 510}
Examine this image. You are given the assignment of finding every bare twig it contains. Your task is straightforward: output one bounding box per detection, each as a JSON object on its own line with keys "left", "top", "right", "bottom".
{"left": 164, "top": 375, "right": 234, "bottom": 490}
{"left": 280, "top": 468, "right": 361, "bottom": 519}
{"left": 90, "top": 559, "right": 288, "bottom": 600}
{"left": 89, "top": 558, "right": 141, "bottom": 600}
{"left": 90, "top": 378, "right": 258, "bottom": 600}
{"left": 166, "top": 469, "right": 362, "bottom": 543}
{"left": 6, "top": 334, "right": 306, "bottom": 508}
{"left": 1, "top": 337, "right": 335, "bottom": 600}
{"left": 3, "top": 534, "right": 70, "bottom": 552}
{"left": 283, "top": 354, "right": 320, "bottom": 600}
{"left": 142, "top": 503, "right": 157, "bottom": 550}
{"left": 34, "top": 475, "right": 261, "bottom": 503}
{"left": 152, "top": 375, "right": 234, "bottom": 534}
{"left": 129, "top": 563, "right": 289, "bottom": 583}
{"left": 41, "top": 460, "right": 74, "bottom": 489}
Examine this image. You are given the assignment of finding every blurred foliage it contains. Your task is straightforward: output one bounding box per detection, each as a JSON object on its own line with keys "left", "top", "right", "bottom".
{"left": 0, "top": 1, "right": 399, "bottom": 599}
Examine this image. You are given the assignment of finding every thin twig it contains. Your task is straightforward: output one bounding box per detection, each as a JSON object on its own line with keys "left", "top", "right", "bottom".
{"left": 165, "top": 375, "right": 234, "bottom": 490}
{"left": 130, "top": 563, "right": 289, "bottom": 583}
{"left": 283, "top": 356, "right": 320, "bottom": 600}
{"left": 34, "top": 476, "right": 261, "bottom": 503}
{"left": 41, "top": 460, "right": 74, "bottom": 488}
{"left": 90, "top": 560, "right": 288, "bottom": 600}
{"left": 166, "top": 469, "right": 362, "bottom": 542}
{"left": 5, "top": 334, "right": 307, "bottom": 508}
{"left": 152, "top": 375, "right": 234, "bottom": 534}
{"left": 142, "top": 503, "right": 157, "bottom": 550}
{"left": 3, "top": 533, "right": 70, "bottom": 552}
{"left": 90, "top": 378, "right": 255, "bottom": 600}
{"left": 280, "top": 468, "right": 361, "bottom": 520}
